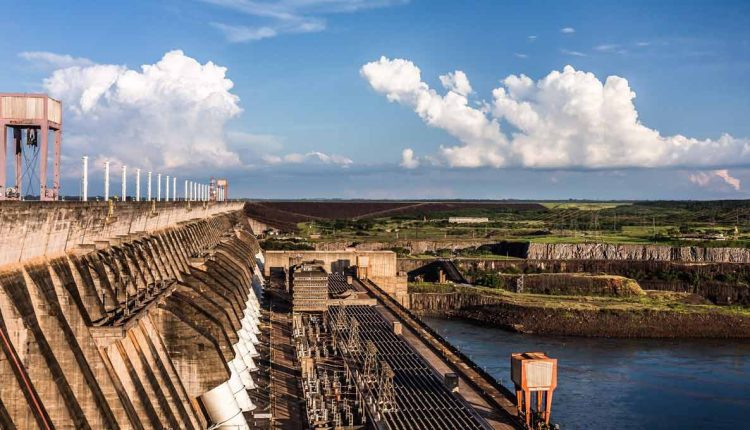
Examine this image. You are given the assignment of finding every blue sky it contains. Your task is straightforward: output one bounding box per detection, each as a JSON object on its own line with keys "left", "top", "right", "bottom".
{"left": 1, "top": 0, "right": 749, "bottom": 199}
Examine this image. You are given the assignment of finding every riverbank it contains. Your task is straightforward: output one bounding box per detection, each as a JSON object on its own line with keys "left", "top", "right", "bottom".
{"left": 423, "top": 316, "right": 750, "bottom": 430}
{"left": 408, "top": 284, "right": 750, "bottom": 338}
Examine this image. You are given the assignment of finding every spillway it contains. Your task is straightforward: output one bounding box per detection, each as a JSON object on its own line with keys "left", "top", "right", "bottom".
{"left": 0, "top": 201, "right": 265, "bottom": 429}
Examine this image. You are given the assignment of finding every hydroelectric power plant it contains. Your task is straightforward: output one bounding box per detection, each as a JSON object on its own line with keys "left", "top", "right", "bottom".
{"left": 0, "top": 93, "right": 543, "bottom": 429}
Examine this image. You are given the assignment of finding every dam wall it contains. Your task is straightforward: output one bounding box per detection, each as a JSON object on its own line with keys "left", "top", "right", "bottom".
{"left": 0, "top": 202, "right": 266, "bottom": 429}
{"left": 0, "top": 201, "right": 245, "bottom": 266}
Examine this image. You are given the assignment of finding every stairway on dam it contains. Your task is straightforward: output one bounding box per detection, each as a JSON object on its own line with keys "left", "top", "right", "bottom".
{"left": 0, "top": 201, "right": 267, "bottom": 429}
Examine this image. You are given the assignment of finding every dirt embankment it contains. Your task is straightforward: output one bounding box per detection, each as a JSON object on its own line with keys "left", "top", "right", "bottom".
{"left": 409, "top": 290, "right": 750, "bottom": 338}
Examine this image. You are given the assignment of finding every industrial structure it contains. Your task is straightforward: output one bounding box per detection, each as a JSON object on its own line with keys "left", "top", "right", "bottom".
{"left": 0, "top": 93, "right": 62, "bottom": 200}
{"left": 511, "top": 353, "right": 558, "bottom": 427}
{"left": 291, "top": 262, "right": 330, "bottom": 312}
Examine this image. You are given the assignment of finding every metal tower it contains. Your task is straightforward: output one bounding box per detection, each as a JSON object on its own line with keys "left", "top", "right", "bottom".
{"left": 0, "top": 94, "right": 62, "bottom": 200}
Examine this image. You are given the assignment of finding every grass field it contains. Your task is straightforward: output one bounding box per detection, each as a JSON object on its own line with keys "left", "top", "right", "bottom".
{"left": 255, "top": 200, "right": 750, "bottom": 249}
{"left": 407, "top": 282, "right": 750, "bottom": 317}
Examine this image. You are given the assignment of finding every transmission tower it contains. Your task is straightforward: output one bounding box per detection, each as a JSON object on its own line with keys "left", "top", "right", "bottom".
{"left": 347, "top": 318, "right": 360, "bottom": 352}
{"left": 378, "top": 361, "right": 396, "bottom": 413}
{"left": 363, "top": 340, "right": 378, "bottom": 382}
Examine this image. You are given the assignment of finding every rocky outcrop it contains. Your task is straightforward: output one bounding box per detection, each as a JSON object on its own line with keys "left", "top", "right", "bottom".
{"left": 526, "top": 242, "right": 750, "bottom": 263}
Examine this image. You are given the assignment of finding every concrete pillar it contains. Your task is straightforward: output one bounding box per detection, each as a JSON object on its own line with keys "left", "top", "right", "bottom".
{"left": 184, "top": 180, "right": 188, "bottom": 202}
{"left": 136, "top": 168, "right": 141, "bottom": 201}
{"left": 165, "top": 175, "right": 170, "bottom": 202}
{"left": 173, "top": 177, "right": 177, "bottom": 201}
{"left": 157, "top": 173, "right": 162, "bottom": 202}
{"left": 147, "top": 171, "right": 152, "bottom": 201}
{"left": 81, "top": 156, "right": 88, "bottom": 201}
{"left": 104, "top": 160, "right": 110, "bottom": 201}
{"left": 121, "top": 165, "right": 127, "bottom": 200}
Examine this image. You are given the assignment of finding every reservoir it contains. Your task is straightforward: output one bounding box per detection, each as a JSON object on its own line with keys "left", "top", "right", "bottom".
{"left": 422, "top": 316, "right": 750, "bottom": 429}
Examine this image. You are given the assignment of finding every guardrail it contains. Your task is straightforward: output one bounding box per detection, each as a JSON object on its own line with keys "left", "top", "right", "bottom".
{"left": 359, "top": 278, "right": 524, "bottom": 429}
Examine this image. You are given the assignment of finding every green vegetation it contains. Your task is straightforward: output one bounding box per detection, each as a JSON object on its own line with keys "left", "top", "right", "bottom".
{"left": 290, "top": 200, "right": 750, "bottom": 248}
{"left": 259, "top": 238, "right": 314, "bottom": 251}
{"left": 407, "top": 282, "right": 750, "bottom": 317}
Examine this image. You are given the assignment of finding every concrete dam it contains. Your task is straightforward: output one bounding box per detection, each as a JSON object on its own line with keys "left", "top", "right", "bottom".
{"left": 0, "top": 201, "right": 266, "bottom": 429}
{"left": 0, "top": 200, "right": 537, "bottom": 430}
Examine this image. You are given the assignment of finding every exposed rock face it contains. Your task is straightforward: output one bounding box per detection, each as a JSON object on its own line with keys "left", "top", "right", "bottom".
{"left": 526, "top": 243, "right": 750, "bottom": 263}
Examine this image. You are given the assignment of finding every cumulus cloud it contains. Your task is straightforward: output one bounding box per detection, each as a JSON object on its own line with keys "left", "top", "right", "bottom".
{"left": 19, "top": 51, "right": 94, "bottom": 69}
{"left": 400, "top": 148, "right": 419, "bottom": 168}
{"left": 361, "top": 56, "right": 750, "bottom": 170}
{"left": 44, "top": 50, "right": 242, "bottom": 173}
{"left": 204, "top": 0, "right": 408, "bottom": 42}
{"left": 263, "top": 151, "right": 353, "bottom": 167}
{"left": 361, "top": 56, "right": 509, "bottom": 168}
{"left": 439, "top": 71, "right": 472, "bottom": 96}
{"left": 561, "top": 27, "right": 576, "bottom": 34}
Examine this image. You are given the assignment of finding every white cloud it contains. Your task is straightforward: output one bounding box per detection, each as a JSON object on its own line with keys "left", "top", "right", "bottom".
{"left": 514, "top": 53, "right": 528, "bottom": 59}
{"left": 689, "top": 170, "right": 741, "bottom": 190}
{"left": 715, "top": 170, "right": 741, "bottom": 190}
{"left": 439, "top": 71, "right": 472, "bottom": 96}
{"left": 19, "top": 51, "right": 94, "bottom": 69}
{"left": 263, "top": 151, "right": 353, "bottom": 167}
{"left": 361, "top": 56, "right": 750, "bottom": 170}
{"left": 561, "top": 49, "right": 587, "bottom": 57}
{"left": 688, "top": 171, "right": 711, "bottom": 186}
{"left": 400, "top": 148, "right": 419, "bottom": 169}
{"left": 227, "top": 131, "right": 283, "bottom": 149}
{"left": 204, "top": 0, "right": 408, "bottom": 42}
{"left": 44, "top": 50, "right": 242, "bottom": 173}
{"left": 594, "top": 44, "right": 619, "bottom": 52}
{"left": 211, "top": 23, "right": 280, "bottom": 42}
{"left": 561, "top": 27, "right": 575, "bottom": 34}
{"left": 528, "top": 35, "right": 537, "bottom": 42}
{"left": 361, "top": 56, "right": 508, "bottom": 168}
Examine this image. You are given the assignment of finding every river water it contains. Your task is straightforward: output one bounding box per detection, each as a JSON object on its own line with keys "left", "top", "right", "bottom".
{"left": 422, "top": 316, "right": 750, "bottom": 429}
